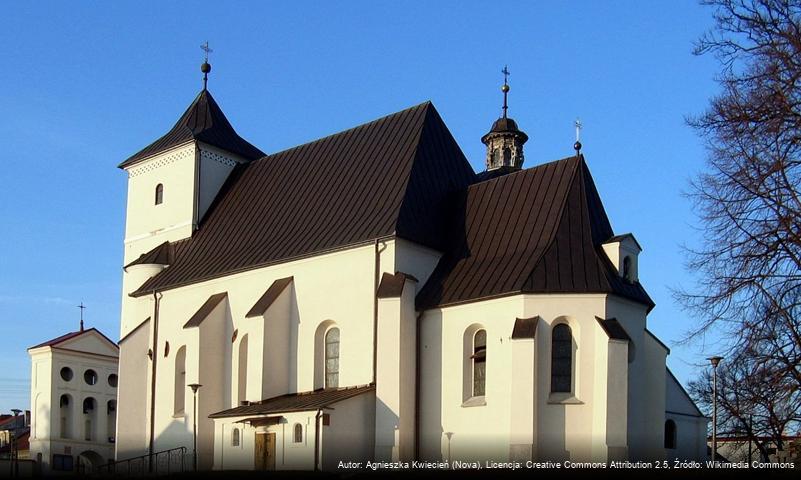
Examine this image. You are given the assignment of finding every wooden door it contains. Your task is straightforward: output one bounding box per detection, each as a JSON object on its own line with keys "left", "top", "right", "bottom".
{"left": 254, "top": 432, "right": 276, "bottom": 470}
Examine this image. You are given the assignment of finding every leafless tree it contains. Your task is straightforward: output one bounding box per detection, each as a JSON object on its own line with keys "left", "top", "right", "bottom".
{"left": 689, "top": 346, "right": 801, "bottom": 459}
{"left": 679, "top": 0, "right": 801, "bottom": 393}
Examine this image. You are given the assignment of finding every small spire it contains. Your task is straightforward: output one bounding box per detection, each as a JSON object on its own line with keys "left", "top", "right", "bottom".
{"left": 574, "top": 118, "right": 583, "bottom": 155}
{"left": 200, "top": 41, "right": 213, "bottom": 90}
{"left": 77, "top": 302, "right": 86, "bottom": 331}
{"left": 501, "top": 65, "right": 510, "bottom": 118}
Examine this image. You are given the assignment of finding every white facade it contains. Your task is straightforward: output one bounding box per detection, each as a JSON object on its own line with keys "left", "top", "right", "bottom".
{"left": 114, "top": 91, "right": 709, "bottom": 471}
{"left": 28, "top": 329, "right": 119, "bottom": 473}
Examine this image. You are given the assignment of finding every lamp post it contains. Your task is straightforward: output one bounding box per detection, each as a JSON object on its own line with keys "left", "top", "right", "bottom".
{"left": 708, "top": 356, "right": 723, "bottom": 463}
{"left": 188, "top": 384, "right": 202, "bottom": 472}
{"left": 10, "top": 409, "right": 21, "bottom": 477}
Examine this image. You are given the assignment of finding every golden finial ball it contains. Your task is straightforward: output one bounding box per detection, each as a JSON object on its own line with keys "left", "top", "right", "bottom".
{"left": 501, "top": 84, "right": 510, "bottom": 93}
{"left": 201, "top": 62, "right": 211, "bottom": 74}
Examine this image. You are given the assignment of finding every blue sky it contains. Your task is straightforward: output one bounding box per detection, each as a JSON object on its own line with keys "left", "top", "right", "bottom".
{"left": 0, "top": 1, "right": 723, "bottom": 413}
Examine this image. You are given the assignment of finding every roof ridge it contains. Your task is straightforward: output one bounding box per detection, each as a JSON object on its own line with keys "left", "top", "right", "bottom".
{"left": 469, "top": 154, "right": 582, "bottom": 189}
{"left": 258, "top": 101, "right": 432, "bottom": 161}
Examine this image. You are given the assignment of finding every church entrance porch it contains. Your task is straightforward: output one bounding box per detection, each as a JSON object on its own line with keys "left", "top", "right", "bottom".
{"left": 255, "top": 432, "right": 276, "bottom": 470}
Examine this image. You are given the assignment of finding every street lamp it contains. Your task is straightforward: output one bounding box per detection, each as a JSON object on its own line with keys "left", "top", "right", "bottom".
{"left": 188, "top": 384, "right": 202, "bottom": 472}
{"left": 10, "top": 409, "right": 21, "bottom": 477}
{"left": 708, "top": 356, "right": 723, "bottom": 463}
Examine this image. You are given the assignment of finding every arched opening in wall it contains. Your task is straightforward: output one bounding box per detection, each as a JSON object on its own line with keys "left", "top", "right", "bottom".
{"left": 551, "top": 324, "right": 573, "bottom": 393}
{"left": 664, "top": 420, "right": 677, "bottom": 449}
{"left": 238, "top": 335, "right": 248, "bottom": 404}
{"left": 462, "top": 324, "right": 487, "bottom": 402}
{"left": 106, "top": 400, "right": 116, "bottom": 443}
{"left": 623, "top": 256, "right": 632, "bottom": 281}
{"left": 325, "top": 328, "right": 340, "bottom": 389}
{"left": 293, "top": 423, "right": 303, "bottom": 443}
{"left": 313, "top": 321, "right": 338, "bottom": 389}
{"left": 492, "top": 148, "right": 501, "bottom": 167}
{"left": 82, "top": 397, "right": 96, "bottom": 441}
{"left": 59, "top": 394, "right": 73, "bottom": 439}
{"left": 471, "top": 330, "right": 487, "bottom": 397}
{"left": 503, "top": 147, "right": 512, "bottom": 164}
{"left": 231, "top": 428, "right": 240, "bottom": 447}
{"left": 174, "top": 346, "right": 186, "bottom": 415}
{"left": 155, "top": 183, "right": 164, "bottom": 205}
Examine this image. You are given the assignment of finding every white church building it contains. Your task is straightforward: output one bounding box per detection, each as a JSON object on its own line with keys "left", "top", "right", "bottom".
{"left": 28, "top": 325, "right": 119, "bottom": 473}
{"left": 114, "top": 63, "right": 707, "bottom": 470}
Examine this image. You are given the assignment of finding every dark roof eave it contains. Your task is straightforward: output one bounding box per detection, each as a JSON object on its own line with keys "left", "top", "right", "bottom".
{"left": 130, "top": 234, "right": 399, "bottom": 298}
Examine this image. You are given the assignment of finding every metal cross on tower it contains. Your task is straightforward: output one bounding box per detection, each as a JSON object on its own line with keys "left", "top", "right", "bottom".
{"left": 78, "top": 302, "right": 86, "bottom": 331}
{"left": 501, "top": 65, "right": 510, "bottom": 118}
{"left": 574, "top": 118, "right": 583, "bottom": 154}
{"left": 200, "top": 41, "right": 213, "bottom": 90}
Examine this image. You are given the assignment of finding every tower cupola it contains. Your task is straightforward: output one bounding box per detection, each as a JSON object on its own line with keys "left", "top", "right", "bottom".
{"left": 481, "top": 66, "right": 528, "bottom": 171}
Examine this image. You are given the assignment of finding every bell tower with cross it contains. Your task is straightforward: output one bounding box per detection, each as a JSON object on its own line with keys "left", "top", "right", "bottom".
{"left": 481, "top": 66, "right": 529, "bottom": 172}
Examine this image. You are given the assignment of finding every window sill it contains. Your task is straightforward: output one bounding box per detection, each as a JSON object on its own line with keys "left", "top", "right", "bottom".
{"left": 547, "top": 393, "right": 583, "bottom": 405}
{"left": 461, "top": 396, "right": 486, "bottom": 408}
{"left": 172, "top": 412, "right": 186, "bottom": 419}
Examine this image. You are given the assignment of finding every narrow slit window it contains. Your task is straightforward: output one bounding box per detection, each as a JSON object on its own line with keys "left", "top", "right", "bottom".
{"left": 551, "top": 324, "right": 573, "bottom": 393}
{"left": 325, "top": 328, "right": 340, "bottom": 389}
{"left": 472, "top": 329, "right": 487, "bottom": 397}
{"left": 155, "top": 184, "right": 164, "bottom": 205}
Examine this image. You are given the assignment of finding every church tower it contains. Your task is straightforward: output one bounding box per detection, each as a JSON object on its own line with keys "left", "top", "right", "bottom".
{"left": 481, "top": 67, "right": 528, "bottom": 171}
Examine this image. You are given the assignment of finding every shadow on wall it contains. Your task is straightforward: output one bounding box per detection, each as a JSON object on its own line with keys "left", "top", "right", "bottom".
{"left": 419, "top": 309, "right": 443, "bottom": 461}
{"left": 374, "top": 398, "right": 399, "bottom": 460}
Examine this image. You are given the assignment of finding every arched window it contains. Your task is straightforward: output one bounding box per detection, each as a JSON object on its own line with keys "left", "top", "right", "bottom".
{"left": 471, "top": 330, "right": 487, "bottom": 397}
{"left": 231, "top": 428, "right": 240, "bottom": 447}
{"left": 325, "top": 328, "right": 340, "bottom": 389}
{"left": 107, "top": 400, "right": 116, "bottom": 442}
{"left": 492, "top": 149, "right": 501, "bottom": 166}
{"left": 551, "top": 324, "right": 573, "bottom": 393}
{"left": 174, "top": 346, "right": 186, "bottom": 415}
{"left": 503, "top": 147, "right": 512, "bottom": 164}
{"left": 238, "top": 335, "right": 248, "bottom": 404}
{"left": 623, "top": 256, "right": 632, "bottom": 281}
{"left": 59, "top": 394, "right": 72, "bottom": 439}
{"left": 83, "top": 397, "right": 96, "bottom": 441}
{"left": 664, "top": 420, "right": 677, "bottom": 449}
{"left": 293, "top": 423, "right": 303, "bottom": 443}
{"left": 155, "top": 184, "right": 164, "bottom": 205}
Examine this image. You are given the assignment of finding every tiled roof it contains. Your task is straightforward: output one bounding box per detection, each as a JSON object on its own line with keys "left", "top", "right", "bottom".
{"left": 416, "top": 156, "right": 655, "bottom": 310}
{"left": 132, "top": 102, "right": 475, "bottom": 296}
{"left": 209, "top": 384, "right": 375, "bottom": 418}
{"left": 119, "top": 89, "right": 265, "bottom": 168}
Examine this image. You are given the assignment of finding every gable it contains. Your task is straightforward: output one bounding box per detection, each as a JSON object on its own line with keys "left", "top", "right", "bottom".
{"left": 41, "top": 329, "right": 119, "bottom": 357}
{"left": 666, "top": 368, "right": 705, "bottom": 417}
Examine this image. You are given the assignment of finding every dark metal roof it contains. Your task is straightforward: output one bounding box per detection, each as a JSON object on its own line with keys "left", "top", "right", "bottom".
{"left": 209, "top": 384, "right": 375, "bottom": 418}
{"left": 28, "top": 328, "right": 119, "bottom": 350}
{"left": 132, "top": 102, "right": 475, "bottom": 296}
{"left": 124, "top": 241, "right": 174, "bottom": 269}
{"left": 183, "top": 293, "right": 227, "bottom": 328}
{"left": 511, "top": 316, "right": 540, "bottom": 339}
{"left": 416, "top": 155, "right": 655, "bottom": 311}
{"left": 595, "top": 317, "right": 631, "bottom": 341}
{"left": 376, "top": 272, "right": 417, "bottom": 299}
{"left": 606, "top": 233, "right": 643, "bottom": 251}
{"left": 245, "top": 277, "right": 293, "bottom": 318}
{"left": 119, "top": 89, "right": 265, "bottom": 169}
{"left": 481, "top": 116, "right": 529, "bottom": 144}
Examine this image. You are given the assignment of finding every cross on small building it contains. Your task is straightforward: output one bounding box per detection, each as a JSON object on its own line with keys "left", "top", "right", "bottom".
{"left": 502, "top": 65, "right": 510, "bottom": 85}
{"left": 77, "top": 302, "right": 86, "bottom": 331}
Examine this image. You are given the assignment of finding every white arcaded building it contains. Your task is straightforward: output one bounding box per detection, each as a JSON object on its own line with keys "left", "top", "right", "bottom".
{"left": 28, "top": 326, "right": 119, "bottom": 473}
{"left": 114, "top": 70, "right": 707, "bottom": 470}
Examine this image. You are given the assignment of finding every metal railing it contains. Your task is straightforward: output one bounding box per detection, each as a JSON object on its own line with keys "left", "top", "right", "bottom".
{"left": 94, "top": 447, "right": 188, "bottom": 476}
